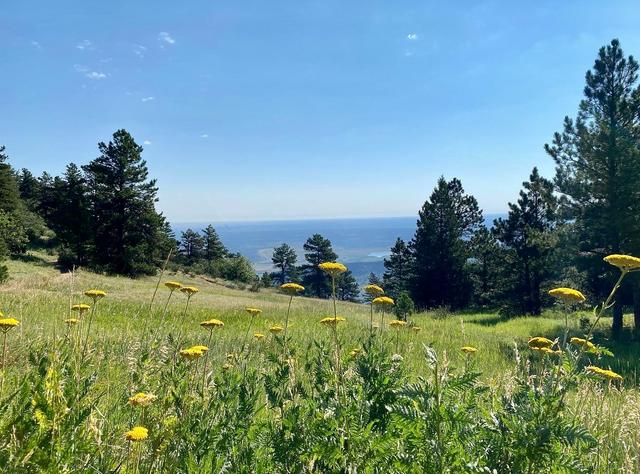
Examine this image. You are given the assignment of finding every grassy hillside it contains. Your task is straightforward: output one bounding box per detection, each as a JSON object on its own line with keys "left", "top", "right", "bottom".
{"left": 1, "top": 253, "right": 640, "bottom": 472}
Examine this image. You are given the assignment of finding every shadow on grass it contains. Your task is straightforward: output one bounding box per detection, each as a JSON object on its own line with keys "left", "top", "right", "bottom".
{"left": 11, "top": 252, "right": 56, "bottom": 268}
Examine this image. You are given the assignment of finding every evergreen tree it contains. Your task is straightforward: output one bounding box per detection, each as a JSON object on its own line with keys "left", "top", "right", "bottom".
{"left": 202, "top": 225, "right": 227, "bottom": 262}
{"left": 16, "top": 168, "right": 41, "bottom": 212}
{"left": 545, "top": 39, "right": 640, "bottom": 336}
{"left": 383, "top": 238, "right": 413, "bottom": 299}
{"left": 83, "top": 129, "right": 166, "bottom": 276}
{"left": 0, "top": 146, "right": 20, "bottom": 213}
{"left": 271, "top": 243, "right": 298, "bottom": 285}
{"left": 364, "top": 272, "right": 383, "bottom": 302}
{"left": 260, "top": 271, "right": 273, "bottom": 288}
{"left": 301, "top": 234, "right": 338, "bottom": 298}
{"left": 394, "top": 291, "right": 415, "bottom": 321}
{"left": 493, "top": 168, "right": 560, "bottom": 316}
{"left": 336, "top": 270, "right": 360, "bottom": 302}
{"left": 469, "top": 226, "right": 503, "bottom": 309}
{"left": 411, "top": 177, "right": 482, "bottom": 310}
{"left": 180, "top": 229, "right": 205, "bottom": 266}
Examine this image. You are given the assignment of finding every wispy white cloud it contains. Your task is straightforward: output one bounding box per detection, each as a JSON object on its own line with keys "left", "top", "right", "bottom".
{"left": 143, "top": 140, "right": 152, "bottom": 145}
{"left": 74, "top": 64, "right": 89, "bottom": 73}
{"left": 158, "top": 32, "right": 175, "bottom": 46}
{"left": 31, "top": 40, "right": 42, "bottom": 49}
{"left": 407, "top": 33, "right": 418, "bottom": 40}
{"left": 86, "top": 71, "right": 107, "bottom": 80}
{"left": 133, "top": 44, "right": 147, "bottom": 58}
{"left": 404, "top": 50, "right": 414, "bottom": 57}
{"left": 141, "top": 96, "right": 155, "bottom": 102}
{"left": 76, "top": 39, "right": 93, "bottom": 50}
{"left": 200, "top": 134, "right": 209, "bottom": 139}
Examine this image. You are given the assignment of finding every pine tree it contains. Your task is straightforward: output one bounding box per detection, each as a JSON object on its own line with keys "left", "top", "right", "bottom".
{"left": 202, "top": 225, "right": 227, "bottom": 262}
{"left": 468, "top": 226, "right": 503, "bottom": 309}
{"left": 180, "top": 229, "right": 205, "bottom": 266}
{"left": 493, "top": 168, "right": 560, "bottom": 316}
{"left": 364, "top": 272, "right": 383, "bottom": 302}
{"left": 0, "top": 146, "right": 20, "bottom": 213}
{"left": 336, "top": 270, "right": 360, "bottom": 302}
{"left": 301, "top": 234, "right": 338, "bottom": 298}
{"left": 545, "top": 39, "right": 640, "bottom": 337}
{"left": 260, "top": 271, "right": 273, "bottom": 288}
{"left": 393, "top": 291, "right": 415, "bottom": 321}
{"left": 383, "top": 238, "right": 413, "bottom": 299}
{"left": 16, "top": 168, "right": 41, "bottom": 212}
{"left": 83, "top": 129, "right": 166, "bottom": 276}
{"left": 271, "top": 243, "right": 298, "bottom": 285}
{"left": 411, "top": 177, "right": 482, "bottom": 310}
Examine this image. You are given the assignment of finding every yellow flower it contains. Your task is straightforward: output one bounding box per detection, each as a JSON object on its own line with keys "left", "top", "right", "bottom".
{"left": 200, "top": 319, "right": 224, "bottom": 329}
{"left": 125, "top": 426, "right": 148, "bottom": 442}
{"left": 280, "top": 283, "right": 305, "bottom": 295}
{"left": 548, "top": 287, "right": 586, "bottom": 304}
{"left": 0, "top": 318, "right": 20, "bottom": 332}
{"left": 84, "top": 289, "right": 107, "bottom": 300}
{"left": 389, "top": 320, "right": 407, "bottom": 328}
{"left": 461, "top": 346, "right": 477, "bottom": 354}
{"left": 372, "top": 296, "right": 395, "bottom": 307}
{"left": 64, "top": 318, "right": 80, "bottom": 325}
{"left": 528, "top": 337, "right": 554, "bottom": 349}
{"left": 364, "top": 284, "right": 384, "bottom": 297}
{"left": 128, "top": 392, "right": 157, "bottom": 407}
{"left": 587, "top": 366, "right": 623, "bottom": 382}
{"left": 180, "top": 286, "right": 199, "bottom": 296}
{"left": 412, "top": 326, "right": 422, "bottom": 333}
{"left": 245, "top": 307, "right": 262, "bottom": 316}
{"left": 318, "top": 262, "right": 348, "bottom": 277}
{"left": 604, "top": 254, "right": 640, "bottom": 272}
{"left": 320, "top": 316, "right": 346, "bottom": 326}
{"left": 569, "top": 337, "right": 595, "bottom": 350}
{"left": 254, "top": 333, "right": 266, "bottom": 340}
{"left": 71, "top": 303, "right": 91, "bottom": 313}
{"left": 349, "top": 348, "right": 364, "bottom": 357}
{"left": 164, "top": 281, "right": 182, "bottom": 290}
{"left": 269, "top": 325, "right": 284, "bottom": 334}
{"left": 179, "top": 348, "right": 204, "bottom": 360}
{"left": 531, "top": 346, "right": 557, "bottom": 356}
{"left": 189, "top": 345, "right": 209, "bottom": 353}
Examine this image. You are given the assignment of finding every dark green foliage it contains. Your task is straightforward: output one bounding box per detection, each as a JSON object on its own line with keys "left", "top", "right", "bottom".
{"left": 468, "top": 226, "right": 503, "bottom": 309}
{"left": 16, "top": 168, "right": 41, "bottom": 212}
{"left": 411, "top": 177, "right": 483, "bottom": 310}
{"left": 335, "top": 269, "right": 360, "bottom": 302}
{"left": 260, "top": 271, "right": 273, "bottom": 288}
{"left": 493, "top": 168, "right": 561, "bottom": 315}
{"left": 271, "top": 243, "right": 297, "bottom": 285}
{"left": 383, "top": 238, "right": 413, "bottom": 299}
{"left": 179, "top": 229, "right": 205, "bottom": 266}
{"left": 301, "top": 234, "right": 338, "bottom": 298}
{"left": 201, "top": 224, "right": 227, "bottom": 262}
{"left": 393, "top": 291, "right": 415, "bottom": 321}
{"left": 0, "top": 146, "right": 20, "bottom": 213}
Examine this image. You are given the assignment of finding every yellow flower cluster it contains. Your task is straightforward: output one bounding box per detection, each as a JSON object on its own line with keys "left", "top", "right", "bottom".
{"left": 164, "top": 281, "right": 182, "bottom": 290}
{"left": 125, "top": 426, "right": 148, "bottom": 442}
{"left": 372, "top": 296, "right": 395, "bottom": 307}
{"left": 179, "top": 347, "right": 206, "bottom": 360}
{"left": 389, "top": 320, "right": 407, "bottom": 328}
{"left": 570, "top": 337, "right": 595, "bottom": 350}
{"left": 604, "top": 254, "right": 640, "bottom": 272}
{"left": 64, "top": 318, "right": 79, "bottom": 325}
{"left": 364, "top": 284, "right": 384, "bottom": 296}
{"left": 412, "top": 326, "right": 422, "bottom": 333}
{"left": 200, "top": 319, "right": 224, "bottom": 329}
{"left": 280, "top": 283, "right": 305, "bottom": 295}
{"left": 254, "top": 333, "right": 266, "bottom": 340}
{"left": 320, "top": 316, "right": 346, "bottom": 326}
{"left": 71, "top": 303, "right": 91, "bottom": 312}
{"left": 349, "top": 348, "right": 364, "bottom": 357}
{"left": 548, "top": 287, "right": 586, "bottom": 304}
{"left": 84, "top": 289, "right": 107, "bottom": 300}
{"left": 531, "top": 347, "right": 562, "bottom": 356}
{"left": 318, "top": 262, "right": 348, "bottom": 277}
{"left": 586, "top": 366, "right": 623, "bottom": 382}
{"left": 528, "top": 337, "right": 554, "bottom": 349}
{"left": 461, "top": 346, "right": 477, "bottom": 354}
{"left": 269, "top": 325, "right": 283, "bottom": 334}
{"left": 245, "top": 307, "right": 262, "bottom": 316}
{"left": 128, "top": 392, "right": 157, "bottom": 407}
{"left": 180, "top": 286, "right": 199, "bottom": 296}
{"left": 0, "top": 318, "right": 20, "bottom": 331}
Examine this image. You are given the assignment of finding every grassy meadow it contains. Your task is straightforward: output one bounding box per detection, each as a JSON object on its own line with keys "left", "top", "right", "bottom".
{"left": 1, "top": 253, "right": 640, "bottom": 472}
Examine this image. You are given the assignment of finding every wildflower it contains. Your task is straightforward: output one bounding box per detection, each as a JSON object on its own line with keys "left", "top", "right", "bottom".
{"left": 0, "top": 318, "right": 19, "bottom": 332}
{"left": 389, "top": 320, "right": 407, "bottom": 328}
{"left": 570, "top": 337, "right": 595, "bottom": 350}
{"left": 125, "top": 426, "right": 148, "bottom": 442}
{"left": 587, "top": 365, "right": 623, "bottom": 382}
{"left": 461, "top": 346, "right": 477, "bottom": 354}
{"left": 528, "top": 337, "right": 554, "bottom": 349}
{"left": 245, "top": 307, "right": 262, "bottom": 316}
{"left": 350, "top": 348, "right": 364, "bottom": 357}
{"left": 180, "top": 286, "right": 199, "bottom": 296}
{"left": 71, "top": 303, "right": 91, "bottom": 313}
{"left": 548, "top": 287, "right": 586, "bottom": 304}
{"left": 372, "top": 296, "right": 395, "bottom": 307}
{"left": 364, "top": 284, "right": 384, "bottom": 297}
{"left": 318, "top": 262, "right": 348, "bottom": 277}
{"left": 320, "top": 316, "right": 346, "bottom": 326}
{"left": 64, "top": 318, "right": 79, "bottom": 325}
{"left": 412, "top": 326, "right": 422, "bottom": 333}
{"left": 84, "top": 289, "right": 107, "bottom": 300}
{"left": 269, "top": 325, "right": 284, "bottom": 334}
{"left": 179, "top": 348, "right": 204, "bottom": 360}
{"left": 200, "top": 319, "right": 224, "bottom": 329}
{"left": 280, "top": 283, "right": 305, "bottom": 295}
{"left": 604, "top": 254, "right": 640, "bottom": 272}
{"left": 128, "top": 392, "right": 157, "bottom": 407}
{"left": 189, "top": 345, "right": 209, "bottom": 353}
{"left": 164, "top": 281, "right": 182, "bottom": 290}
{"left": 254, "top": 333, "right": 265, "bottom": 340}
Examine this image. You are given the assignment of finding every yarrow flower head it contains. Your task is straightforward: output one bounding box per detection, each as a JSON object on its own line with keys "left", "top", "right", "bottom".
{"left": 200, "top": 319, "right": 224, "bottom": 329}
{"left": 461, "top": 346, "right": 477, "bottom": 354}
{"left": 269, "top": 325, "right": 284, "bottom": 334}
{"left": 412, "top": 326, "right": 422, "bottom": 333}
{"left": 372, "top": 296, "right": 395, "bottom": 307}
{"left": 586, "top": 365, "right": 623, "bottom": 382}
{"left": 245, "top": 307, "right": 262, "bottom": 316}
{"left": 280, "top": 283, "right": 305, "bottom": 295}
{"left": 128, "top": 392, "right": 157, "bottom": 407}
{"left": 570, "top": 337, "right": 595, "bottom": 350}
{"left": 604, "top": 254, "right": 640, "bottom": 272}
{"left": 349, "top": 348, "right": 364, "bottom": 357}
{"left": 180, "top": 286, "right": 199, "bottom": 297}
{"left": 389, "top": 320, "right": 407, "bottom": 328}
{"left": 364, "top": 284, "right": 384, "bottom": 297}
{"left": 64, "top": 318, "right": 79, "bottom": 325}
{"left": 125, "top": 426, "right": 148, "bottom": 442}
{"left": 71, "top": 303, "right": 91, "bottom": 313}
{"left": 0, "top": 318, "right": 20, "bottom": 332}
{"left": 528, "top": 337, "right": 554, "bottom": 349}
{"left": 548, "top": 287, "right": 586, "bottom": 304}
{"left": 179, "top": 347, "right": 205, "bottom": 360}
{"left": 189, "top": 345, "right": 209, "bottom": 353}
{"left": 320, "top": 316, "right": 346, "bottom": 326}
{"left": 318, "top": 262, "right": 348, "bottom": 277}
{"left": 254, "top": 333, "right": 265, "bottom": 340}
{"left": 84, "top": 289, "right": 106, "bottom": 300}
{"left": 164, "top": 281, "right": 182, "bottom": 290}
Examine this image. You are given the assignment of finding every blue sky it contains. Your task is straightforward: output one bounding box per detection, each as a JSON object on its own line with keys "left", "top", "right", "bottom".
{"left": 2, "top": 1, "right": 640, "bottom": 222}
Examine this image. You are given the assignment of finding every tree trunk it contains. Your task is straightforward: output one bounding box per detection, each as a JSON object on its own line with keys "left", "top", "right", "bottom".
{"left": 611, "top": 300, "right": 624, "bottom": 340}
